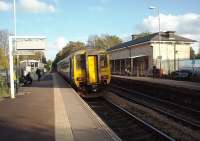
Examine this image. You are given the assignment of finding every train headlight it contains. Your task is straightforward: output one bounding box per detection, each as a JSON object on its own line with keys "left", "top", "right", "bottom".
{"left": 76, "top": 77, "right": 84, "bottom": 81}
{"left": 101, "top": 75, "right": 108, "bottom": 79}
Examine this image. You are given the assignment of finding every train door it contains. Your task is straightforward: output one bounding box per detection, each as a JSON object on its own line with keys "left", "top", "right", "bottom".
{"left": 87, "top": 55, "right": 98, "bottom": 84}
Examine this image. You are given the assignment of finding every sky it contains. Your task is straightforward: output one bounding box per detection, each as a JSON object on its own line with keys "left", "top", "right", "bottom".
{"left": 0, "top": 0, "right": 200, "bottom": 60}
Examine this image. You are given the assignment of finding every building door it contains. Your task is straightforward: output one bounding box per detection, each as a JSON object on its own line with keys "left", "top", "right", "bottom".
{"left": 88, "top": 56, "right": 98, "bottom": 84}
{"left": 139, "top": 61, "right": 145, "bottom": 76}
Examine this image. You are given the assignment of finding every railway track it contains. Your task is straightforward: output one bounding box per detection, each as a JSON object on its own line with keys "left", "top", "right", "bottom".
{"left": 85, "top": 98, "right": 175, "bottom": 141}
{"left": 109, "top": 84, "right": 200, "bottom": 130}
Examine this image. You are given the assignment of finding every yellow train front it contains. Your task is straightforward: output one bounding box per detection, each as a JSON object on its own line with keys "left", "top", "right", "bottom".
{"left": 57, "top": 49, "right": 111, "bottom": 97}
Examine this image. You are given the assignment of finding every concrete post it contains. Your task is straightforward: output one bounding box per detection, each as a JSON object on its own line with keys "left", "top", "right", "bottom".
{"left": 9, "top": 36, "right": 15, "bottom": 99}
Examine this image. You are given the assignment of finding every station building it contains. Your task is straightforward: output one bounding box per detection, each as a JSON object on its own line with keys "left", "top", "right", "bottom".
{"left": 107, "top": 31, "right": 195, "bottom": 76}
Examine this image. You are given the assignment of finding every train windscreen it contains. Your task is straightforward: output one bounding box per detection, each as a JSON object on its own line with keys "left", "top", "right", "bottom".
{"left": 100, "top": 54, "right": 107, "bottom": 68}
{"left": 76, "top": 54, "right": 86, "bottom": 69}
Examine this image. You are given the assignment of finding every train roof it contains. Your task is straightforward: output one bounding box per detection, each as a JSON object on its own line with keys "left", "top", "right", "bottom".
{"left": 57, "top": 48, "right": 107, "bottom": 65}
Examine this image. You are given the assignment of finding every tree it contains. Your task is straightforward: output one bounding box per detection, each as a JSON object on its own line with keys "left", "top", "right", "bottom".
{"left": 190, "top": 47, "right": 196, "bottom": 59}
{"left": 18, "top": 51, "right": 47, "bottom": 63}
{"left": 87, "top": 34, "right": 122, "bottom": 50}
{"left": 52, "top": 52, "right": 61, "bottom": 71}
{"left": 137, "top": 32, "right": 151, "bottom": 37}
{"left": 60, "top": 41, "right": 85, "bottom": 60}
{"left": 44, "top": 60, "right": 52, "bottom": 71}
{"left": 52, "top": 41, "right": 85, "bottom": 71}
{"left": 0, "top": 48, "right": 8, "bottom": 70}
{"left": 0, "top": 30, "right": 9, "bottom": 55}
{"left": 196, "top": 44, "right": 200, "bottom": 59}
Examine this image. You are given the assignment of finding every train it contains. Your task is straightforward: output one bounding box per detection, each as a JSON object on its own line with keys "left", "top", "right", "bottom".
{"left": 57, "top": 49, "right": 111, "bottom": 97}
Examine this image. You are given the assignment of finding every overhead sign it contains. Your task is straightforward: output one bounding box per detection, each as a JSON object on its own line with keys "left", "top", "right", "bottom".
{"left": 15, "top": 50, "right": 36, "bottom": 55}
{"left": 11, "top": 36, "right": 46, "bottom": 50}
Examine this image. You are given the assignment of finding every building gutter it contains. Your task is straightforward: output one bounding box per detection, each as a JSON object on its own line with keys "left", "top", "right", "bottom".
{"left": 107, "top": 41, "right": 150, "bottom": 52}
{"left": 108, "top": 39, "right": 195, "bottom": 53}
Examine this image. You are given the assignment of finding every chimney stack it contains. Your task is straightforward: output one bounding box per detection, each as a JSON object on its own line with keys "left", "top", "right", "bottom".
{"left": 131, "top": 34, "right": 140, "bottom": 40}
{"left": 166, "top": 31, "right": 175, "bottom": 40}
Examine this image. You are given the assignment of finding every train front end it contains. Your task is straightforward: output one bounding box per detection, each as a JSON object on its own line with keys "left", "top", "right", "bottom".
{"left": 74, "top": 49, "right": 111, "bottom": 97}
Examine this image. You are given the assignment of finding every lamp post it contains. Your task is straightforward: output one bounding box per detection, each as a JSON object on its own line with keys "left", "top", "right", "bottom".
{"left": 149, "top": 6, "right": 162, "bottom": 75}
{"left": 9, "top": 0, "right": 16, "bottom": 99}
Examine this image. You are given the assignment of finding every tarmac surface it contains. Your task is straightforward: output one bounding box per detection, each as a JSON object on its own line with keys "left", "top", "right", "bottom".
{"left": 0, "top": 74, "right": 54, "bottom": 141}
{"left": 0, "top": 73, "right": 121, "bottom": 141}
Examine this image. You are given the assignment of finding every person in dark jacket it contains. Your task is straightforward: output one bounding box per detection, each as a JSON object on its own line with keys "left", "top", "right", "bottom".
{"left": 36, "top": 68, "right": 41, "bottom": 81}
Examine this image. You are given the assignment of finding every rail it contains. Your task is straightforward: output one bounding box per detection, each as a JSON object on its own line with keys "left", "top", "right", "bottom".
{"left": 109, "top": 84, "right": 200, "bottom": 129}
{"left": 85, "top": 98, "right": 175, "bottom": 141}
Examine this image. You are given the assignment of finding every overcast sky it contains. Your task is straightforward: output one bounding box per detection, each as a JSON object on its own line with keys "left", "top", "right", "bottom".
{"left": 1, "top": 0, "right": 200, "bottom": 60}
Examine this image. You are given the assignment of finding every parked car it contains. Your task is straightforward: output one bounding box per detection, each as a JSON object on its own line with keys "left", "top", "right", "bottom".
{"left": 171, "top": 69, "right": 193, "bottom": 80}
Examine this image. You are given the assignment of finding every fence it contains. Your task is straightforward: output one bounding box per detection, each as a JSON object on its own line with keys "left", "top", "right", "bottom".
{"left": 0, "top": 75, "right": 9, "bottom": 97}
{"left": 161, "top": 59, "right": 200, "bottom": 74}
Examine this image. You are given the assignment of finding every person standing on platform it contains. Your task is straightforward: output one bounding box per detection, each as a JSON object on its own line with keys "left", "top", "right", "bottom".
{"left": 36, "top": 68, "right": 41, "bottom": 81}
{"left": 153, "top": 66, "right": 156, "bottom": 78}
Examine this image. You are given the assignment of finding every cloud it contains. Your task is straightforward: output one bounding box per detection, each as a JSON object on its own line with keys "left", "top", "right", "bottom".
{"left": 54, "top": 37, "right": 67, "bottom": 50}
{"left": 19, "top": 0, "right": 56, "bottom": 13}
{"left": 46, "top": 37, "right": 67, "bottom": 59}
{"left": 136, "top": 13, "right": 200, "bottom": 52}
{"left": 0, "top": 1, "right": 12, "bottom": 11}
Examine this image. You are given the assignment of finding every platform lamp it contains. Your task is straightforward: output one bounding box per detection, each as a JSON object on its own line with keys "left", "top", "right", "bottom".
{"left": 149, "top": 6, "right": 162, "bottom": 76}
{"left": 8, "top": 0, "right": 17, "bottom": 99}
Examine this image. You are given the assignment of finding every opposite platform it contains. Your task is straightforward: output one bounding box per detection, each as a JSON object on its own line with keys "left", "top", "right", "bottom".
{"left": 112, "top": 75, "right": 200, "bottom": 92}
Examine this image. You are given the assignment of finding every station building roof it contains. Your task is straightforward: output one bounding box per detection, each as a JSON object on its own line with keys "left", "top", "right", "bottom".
{"left": 107, "top": 31, "right": 196, "bottom": 52}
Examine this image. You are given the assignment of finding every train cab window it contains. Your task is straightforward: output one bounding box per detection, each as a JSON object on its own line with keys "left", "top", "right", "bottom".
{"left": 100, "top": 54, "right": 107, "bottom": 68}
{"left": 35, "top": 62, "right": 38, "bottom": 68}
{"left": 31, "top": 62, "right": 34, "bottom": 68}
{"left": 76, "top": 54, "right": 85, "bottom": 69}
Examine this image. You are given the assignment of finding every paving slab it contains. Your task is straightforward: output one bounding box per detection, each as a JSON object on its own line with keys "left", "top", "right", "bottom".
{"left": 0, "top": 74, "right": 54, "bottom": 141}
{"left": 54, "top": 73, "right": 121, "bottom": 141}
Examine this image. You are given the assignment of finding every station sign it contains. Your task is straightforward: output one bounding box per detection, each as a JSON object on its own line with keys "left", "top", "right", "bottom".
{"left": 14, "top": 36, "right": 46, "bottom": 51}
{"left": 15, "top": 50, "right": 36, "bottom": 56}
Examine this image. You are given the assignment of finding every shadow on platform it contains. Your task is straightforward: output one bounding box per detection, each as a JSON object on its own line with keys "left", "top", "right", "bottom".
{"left": 0, "top": 120, "right": 54, "bottom": 141}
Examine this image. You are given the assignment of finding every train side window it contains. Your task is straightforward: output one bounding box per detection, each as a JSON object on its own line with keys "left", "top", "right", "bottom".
{"left": 100, "top": 54, "right": 107, "bottom": 68}
{"left": 27, "top": 62, "right": 31, "bottom": 66}
{"left": 76, "top": 54, "right": 85, "bottom": 69}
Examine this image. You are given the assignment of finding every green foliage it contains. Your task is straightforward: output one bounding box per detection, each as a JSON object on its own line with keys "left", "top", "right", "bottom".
{"left": 0, "top": 76, "right": 9, "bottom": 98}
{"left": 52, "top": 41, "right": 85, "bottom": 71}
{"left": 137, "top": 32, "right": 151, "bottom": 36}
{"left": 52, "top": 34, "right": 121, "bottom": 71}
{"left": 190, "top": 47, "right": 195, "bottom": 59}
{"left": 87, "top": 34, "right": 122, "bottom": 49}
{"left": 44, "top": 60, "right": 52, "bottom": 71}
{"left": 196, "top": 46, "right": 200, "bottom": 59}
{"left": 60, "top": 41, "right": 85, "bottom": 60}
{"left": 0, "top": 48, "right": 8, "bottom": 70}
{"left": 18, "top": 51, "right": 46, "bottom": 63}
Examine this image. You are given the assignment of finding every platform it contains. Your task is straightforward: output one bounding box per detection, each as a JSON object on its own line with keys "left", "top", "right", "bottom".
{"left": 112, "top": 75, "right": 200, "bottom": 92}
{"left": 0, "top": 73, "right": 121, "bottom": 141}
